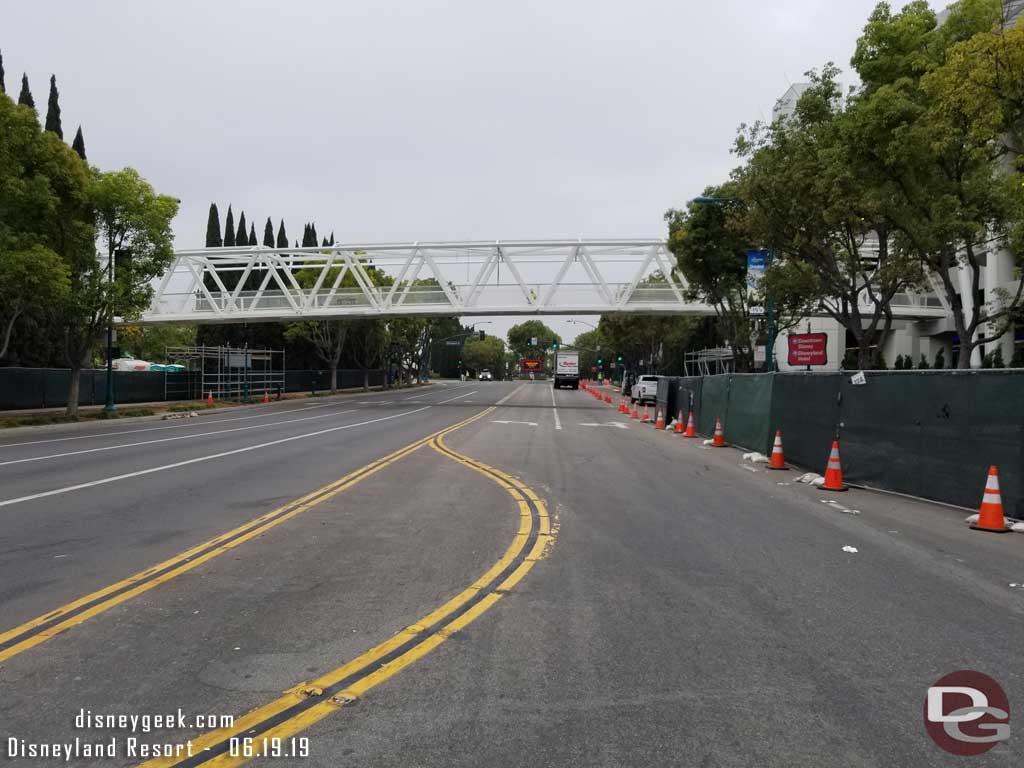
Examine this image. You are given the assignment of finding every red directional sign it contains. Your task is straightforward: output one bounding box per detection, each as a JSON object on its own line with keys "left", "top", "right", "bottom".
{"left": 788, "top": 333, "right": 828, "bottom": 366}
{"left": 520, "top": 358, "right": 543, "bottom": 372}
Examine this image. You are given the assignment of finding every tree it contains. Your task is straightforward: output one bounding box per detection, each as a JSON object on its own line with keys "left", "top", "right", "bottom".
{"left": 462, "top": 335, "right": 506, "bottom": 376}
{"left": 276, "top": 220, "right": 287, "bottom": 248}
{"left": 205, "top": 203, "right": 222, "bottom": 247}
{"left": 735, "top": 65, "right": 920, "bottom": 369}
{"left": 44, "top": 74, "right": 62, "bottom": 138}
{"left": 115, "top": 324, "right": 196, "bottom": 362}
{"left": 70, "top": 168, "right": 179, "bottom": 415}
{"left": 263, "top": 217, "right": 274, "bottom": 247}
{"left": 507, "top": 320, "right": 561, "bottom": 364}
{"left": 918, "top": 353, "right": 930, "bottom": 369}
{"left": 329, "top": 232, "right": 335, "bottom": 246}
{"left": 665, "top": 187, "right": 765, "bottom": 371}
{"left": 18, "top": 73, "right": 33, "bottom": 109}
{"left": 223, "top": 205, "right": 235, "bottom": 247}
{"left": 248, "top": 222, "right": 257, "bottom": 246}
{"left": 0, "top": 49, "right": 5, "bottom": 93}
{"left": 934, "top": 348, "right": 946, "bottom": 369}
{"left": 0, "top": 93, "right": 74, "bottom": 361}
{"left": 848, "top": 0, "right": 1024, "bottom": 367}
{"left": 71, "top": 125, "right": 86, "bottom": 160}
{"left": 235, "top": 211, "right": 247, "bottom": 248}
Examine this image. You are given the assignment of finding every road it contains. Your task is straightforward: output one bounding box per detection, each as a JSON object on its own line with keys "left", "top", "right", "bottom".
{"left": 0, "top": 380, "right": 1021, "bottom": 767}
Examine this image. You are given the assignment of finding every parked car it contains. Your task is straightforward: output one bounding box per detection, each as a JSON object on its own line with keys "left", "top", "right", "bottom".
{"left": 478, "top": 369, "right": 493, "bottom": 381}
{"left": 630, "top": 375, "right": 658, "bottom": 405}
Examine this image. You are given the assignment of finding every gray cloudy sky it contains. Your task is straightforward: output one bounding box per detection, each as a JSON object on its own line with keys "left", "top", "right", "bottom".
{"left": 6, "top": 0, "right": 935, "bottom": 344}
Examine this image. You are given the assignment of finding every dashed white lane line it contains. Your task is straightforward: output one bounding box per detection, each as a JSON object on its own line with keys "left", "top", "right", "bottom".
{"left": 0, "top": 410, "right": 358, "bottom": 467}
{"left": 549, "top": 386, "right": 562, "bottom": 431}
{"left": 0, "top": 407, "right": 432, "bottom": 509}
{"left": 437, "top": 390, "right": 478, "bottom": 405}
{"left": 0, "top": 402, "right": 339, "bottom": 450}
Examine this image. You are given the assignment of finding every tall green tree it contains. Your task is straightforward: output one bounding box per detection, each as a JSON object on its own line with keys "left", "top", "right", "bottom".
{"left": 71, "top": 125, "right": 86, "bottom": 160}
{"left": 735, "top": 65, "right": 920, "bottom": 368}
{"left": 0, "top": 93, "right": 77, "bottom": 364}
{"left": 0, "top": 49, "right": 6, "bottom": 93}
{"left": 17, "top": 73, "right": 33, "bottom": 109}
{"left": 462, "top": 335, "right": 506, "bottom": 376}
{"left": 44, "top": 74, "right": 62, "bottom": 138}
{"left": 248, "top": 222, "right": 257, "bottom": 245}
{"left": 223, "top": 205, "right": 235, "bottom": 247}
{"left": 72, "top": 168, "right": 178, "bottom": 414}
{"left": 848, "top": 0, "right": 1023, "bottom": 367}
{"left": 205, "top": 203, "right": 222, "bottom": 247}
{"left": 263, "top": 217, "right": 274, "bottom": 247}
{"left": 276, "top": 220, "right": 287, "bottom": 248}
{"left": 235, "top": 211, "right": 247, "bottom": 248}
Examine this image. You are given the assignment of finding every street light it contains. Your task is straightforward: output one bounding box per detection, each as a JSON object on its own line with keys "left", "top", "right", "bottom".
{"left": 567, "top": 318, "right": 598, "bottom": 331}
{"left": 690, "top": 195, "right": 775, "bottom": 371}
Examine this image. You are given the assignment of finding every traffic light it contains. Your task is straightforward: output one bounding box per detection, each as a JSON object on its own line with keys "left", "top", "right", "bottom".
{"left": 617, "top": 356, "right": 623, "bottom": 362}
{"left": 597, "top": 358, "right": 603, "bottom": 365}
{"left": 552, "top": 341, "right": 559, "bottom": 349}
{"left": 478, "top": 330, "right": 486, "bottom": 340}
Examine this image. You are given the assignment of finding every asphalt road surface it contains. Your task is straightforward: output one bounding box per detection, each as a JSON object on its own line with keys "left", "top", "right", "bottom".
{"left": 0, "top": 380, "right": 1021, "bottom": 767}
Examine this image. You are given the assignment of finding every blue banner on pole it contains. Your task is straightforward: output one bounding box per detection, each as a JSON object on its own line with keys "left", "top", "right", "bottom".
{"left": 746, "top": 249, "right": 768, "bottom": 316}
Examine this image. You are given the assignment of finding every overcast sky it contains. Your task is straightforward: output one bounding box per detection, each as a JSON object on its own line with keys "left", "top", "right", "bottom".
{"left": 6, "top": 0, "right": 937, "bottom": 345}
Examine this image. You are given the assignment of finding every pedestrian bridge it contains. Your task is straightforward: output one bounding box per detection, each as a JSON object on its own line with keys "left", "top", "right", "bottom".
{"left": 139, "top": 239, "right": 949, "bottom": 324}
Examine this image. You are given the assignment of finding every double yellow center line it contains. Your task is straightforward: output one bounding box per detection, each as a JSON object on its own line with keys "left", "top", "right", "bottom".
{"left": 0, "top": 408, "right": 491, "bottom": 664}
{"left": 142, "top": 428, "right": 553, "bottom": 767}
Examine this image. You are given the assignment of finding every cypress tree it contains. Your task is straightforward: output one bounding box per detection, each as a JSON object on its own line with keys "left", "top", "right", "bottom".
{"left": 322, "top": 237, "right": 329, "bottom": 247}
{"left": 329, "top": 232, "right": 335, "bottom": 246}
{"left": 249, "top": 223, "right": 257, "bottom": 245}
{"left": 205, "top": 203, "right": 223, "bottom": 247}
{"left": 311, "top": 223, "right": 318, "bottom": 246}
{"left": 236, "top": 212, "right": 248, "bottom": 247}
{"left": 18, "top": 73, "right": 34, "bottom": 109}
{"left": 44, "top": 74, "right": 62, "bottom": 138}
{"left": 263, "top": 218, "right": 274, "bottom": 247}
{"left": 71, "top": 125, "right": 86, "bottom": 160}
{"left": 0, "top": 50, "right": 5, "bottom": 93}
{"left": 223, "top": 206, "right": 236, "bottom": 247}
{"left": 301, "top": 224, "right": 310, "bottom": 247}
{"left": 276, "top": 220, "right": 288, "bottom": 249}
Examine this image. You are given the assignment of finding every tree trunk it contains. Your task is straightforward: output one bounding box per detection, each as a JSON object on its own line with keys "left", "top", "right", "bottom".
{"left": 0, "top": 310, "right": 21, "bottom": 360}
{"left": 363, "top": 370, "right": 369, "bottom": 392}
{"left": 66, "top": 365, "right": 81, "bottom": 418}
{"left": 329, "top": 364, "right": 338, "bottom": 393}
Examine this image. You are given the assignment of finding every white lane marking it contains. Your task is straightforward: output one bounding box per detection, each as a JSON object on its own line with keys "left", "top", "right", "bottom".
{"left": 0, "top": 409, "right": 359, "bottom": 467}
{"left": 579, "top": 422, "right": 628, "bottom": 429}
{"left": 495, "top": 384, "right": 526, "bottom": 406}
{"left": 550, "top": 386, "right": 562, "bottom": 431}
{"left": 0, "top": 407, "right": 432, "bottom": 509}
{"left": 492, "top": 420, "right": 538, "bottom": 427}
{"left": 0, "top": 402, "right": 338, "bottom": 450}
{"left": 437, "top": 390, "right": 477, "bottom": 404}
{"left": 842, "top": 545, "right": 859, "bottom": 554}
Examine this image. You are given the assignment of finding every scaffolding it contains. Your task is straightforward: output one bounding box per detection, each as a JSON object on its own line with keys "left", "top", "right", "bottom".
{"left": 684, "top": 348, "right": 735, "bottom": 377}
{"left": 165, "top": 345, "right": 286, "bottom": 401}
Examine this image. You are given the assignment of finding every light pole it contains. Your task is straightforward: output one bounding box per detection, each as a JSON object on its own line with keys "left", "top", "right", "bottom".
{"left": 690, "top": 196, "right": 775, "bottom": 371}
{"left": 104, "top": 250, "right": 117, "bottom": 414}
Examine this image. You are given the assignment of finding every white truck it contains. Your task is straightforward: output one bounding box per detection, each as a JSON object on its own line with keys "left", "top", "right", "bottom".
{"left": 553, "top": 350, "right": 580, "bottom": 389}
{"left": 630, "top": 375, "right": 659, "bottom": 405}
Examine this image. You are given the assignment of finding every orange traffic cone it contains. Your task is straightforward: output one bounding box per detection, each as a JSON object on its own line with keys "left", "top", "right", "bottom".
{"left": 620, "top": 398, "right": 628, "bottom": 414}
{"left": 712, "top": 418, "right": 726, "bottom": 447}
{"left": 642, "top": 404, "right": 651, "bottom": 423}
{"left": 207, "top": 391, "right": 214, "bottom": 405}
{"left": 821, "top": 440, "right": 847, "bottom": 491}
{"left": 684, "top": 411, "right": 697, "bottom": 438}
{"left": 971, "top": 465, "right": 1009, "bottom": 533}
{"left": 768, "top": 431, "right": 787, "bottom": 470}
{"left": 604, "top": 394, "right": 612, "bottom": 404}
{"left": 631, "top": 403, "right": 639, "bottom": 420}
{"left": 655, "top": 408, "right": 666, "bottom": 430}
{"left": 263, "top": 391, "right": 270, "bottom": 404}
{"left": 675, "top": 410, "right": 685, "bottom": 434}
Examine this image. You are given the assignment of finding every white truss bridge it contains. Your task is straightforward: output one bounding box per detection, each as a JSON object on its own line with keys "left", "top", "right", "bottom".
{"left": 140, "top": 239, "right": 949, "bottom": 324}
